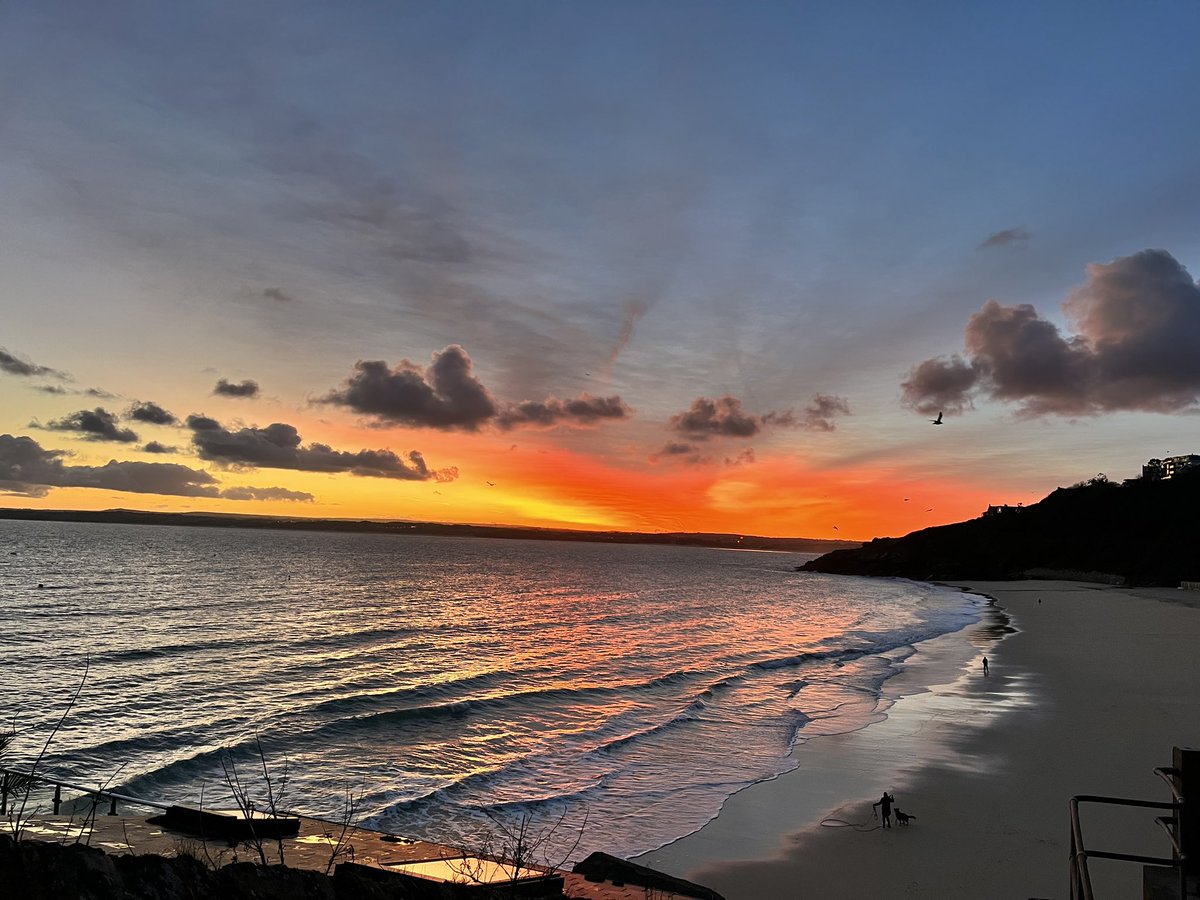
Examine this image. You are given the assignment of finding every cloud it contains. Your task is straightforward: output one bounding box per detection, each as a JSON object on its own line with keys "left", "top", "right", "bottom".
{"left": 800, "top": 394, "right": 852, "bottom": 431}
{"left": 724, "top": 448, "right": 756, "bottom": 466}
{"left": 669, "top": 396, "right": 763, "bottom": 439}
{"left": 669, "top": 395, "right": 814, "bottom": 440}
{"left": 43, "top": 408, "right": 139, "bottom": 443}
{"left": 142, "top": 442, "right": 176, "bottom": 454}
{"left": 127, "top": 401, "right": 178, "bottom": 426}
{"left": 979, "top": 227, "right": 1031, "bottom": 249}
{"left": 0, "top": 347, "right": 65, "bottom": 379}
{"left": 652, "top": 441, "right": 706, "bottom": 465}
{"left": 214, "top": 378, "right": 260, "bottom": 398}
{"left": 36, "top": 384, "right": 69, "bottom": 395}
{"left": 0, "top": 433, "right": 220, "bottom": 498}
{"left": 220, "top": 485, "right": 314, "bottom": 502}
{"left": 187, "top": 415, "right": 457, "bottom": 482}
{"left": 496, "top": 394, "right": 631, "bottom": 430}
{"left": 901, "top": 249, "right": 1200, "bottom": 417}
{"left": 262, "top": 287, "right": 293, "bottom": 303}
{"left": 321, "top": 345, "right": 497, "bottom": 430}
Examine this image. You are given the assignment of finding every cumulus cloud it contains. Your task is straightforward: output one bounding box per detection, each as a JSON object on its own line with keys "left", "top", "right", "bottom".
{"left": 43, "top": 408, "right": 139, "bottom": 443}
{"left": 0, "top": 433, "right": 220, "bottom": 497}
{"left": 322, "top": 345, "right": 497, "bottom": 430}
{"left": 800, "top": 394, "right": 852, "bottom": 431}
{"left": 667, "top": 394, "right": 837, "bottom": 440}
{"left": 496, "top": 394, "right": 631, "bottom": 430}
{"left": 142, "top": 442, "right": 175, "bottom": 454}
{"left": 220, "top": 485, "right": 314, "bottom": 502}
{"left": 652, "top": 441, "right": 706, "bottom": 464}
{"left": 214, "top": 378, "right": 260, "bottom": 398}
{"left": 724, "top": 448, "right": 756, "bottom": 466}
{"left": 187, "top": 415, "right": 457, "bottom": 482}
{"left": 0, "top": 347, "right": 65, "bottom": 379}
{"left": 669, "top": 396, "right": 763, "bottom": 438}
{"left": 127, "top": 401, "right": 178, "bottom": 426}
{"left": 901, "top": 249, "right": 1200, "bottom": 417}
{"left": 979, "top": 227, "right": 1031, "bottom": 249}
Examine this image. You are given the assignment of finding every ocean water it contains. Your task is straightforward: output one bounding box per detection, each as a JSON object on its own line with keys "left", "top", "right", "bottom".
{"left": 0, "top": 519, "right": 983, "bottom": 861}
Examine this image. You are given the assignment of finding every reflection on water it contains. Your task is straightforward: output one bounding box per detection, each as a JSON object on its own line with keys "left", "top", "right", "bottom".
{"left": 1, "top": 519, "right": 984, "bottom": 859}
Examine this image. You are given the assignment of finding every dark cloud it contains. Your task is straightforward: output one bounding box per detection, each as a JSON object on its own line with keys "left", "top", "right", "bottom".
{"left": 85, "top": 388, "right": 117, "bottom": 399}
{"left": 262, "top": 287, "right": 293, "bottom": 303}
{"left": 902, "top": 249, "right": 1200, "bottom": 417}
{"left": 0, "top": 433, "right": 220, "bottom": 498}
{"left": 127, "top": 401, "right": 178, "bottom": 426}
{"left": 800, "top": 394, "right": 852, "bottom": 431}
{"left": 0, "top": 347, "right": 64, "bottom": 378}
{"left": 652, "top": 441, "right": 706, "bottom": 465}
{"left": 322, "top": 345, "right": 497, "bottom": 430}
{"left": 669, "top": 396, "right": 762, "bottom": 439}
{"left": 724, "top": 448, "right": 756, "bottom": 466}
{"left": 214, "top": 378, "right": 260, "bottom": 398}
{"left": 670, "top": 395, "right": 811, "bottom": 440}
{"left": 660, "top": 442, "right": 698, "bottom": 456}
{"left": 44, "top": 408, "right": 139, "bottom": 443}
{"left": 220, "top": 485, "right": 313, "bottom": 502}
{"left": 187, "top": 415, "right": 457, "bottom": 482}
{"left": 979, "top": 227, "right": 1031, "bottom": 249}
{"left": 36, "top": 385, "right": 69, "bottom": 395}
{"left": 142, "top": 442, "right": 175, "bottom": 454}
{"left": 900, "top": 357, "right": 980, "bottom": 416}
{"left": 496, "top": 394, "right": 631, "bottom": 430}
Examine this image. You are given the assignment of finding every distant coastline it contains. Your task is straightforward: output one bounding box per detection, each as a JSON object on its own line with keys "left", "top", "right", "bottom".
{"left": 0, "top": 507, "right": 859, "bottom": 554}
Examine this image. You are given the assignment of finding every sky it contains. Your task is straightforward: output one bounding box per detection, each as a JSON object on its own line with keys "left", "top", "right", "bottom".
{"left": 2, "top": 1, "right": 1199, "bottom": 542}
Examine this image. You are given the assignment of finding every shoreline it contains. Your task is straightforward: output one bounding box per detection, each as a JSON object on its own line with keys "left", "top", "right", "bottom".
{"left": 647, "top": 580, "right": 1200, "bottom": 899}
{"left": 634, "top": 583, "right": 1005, "bottom": 875}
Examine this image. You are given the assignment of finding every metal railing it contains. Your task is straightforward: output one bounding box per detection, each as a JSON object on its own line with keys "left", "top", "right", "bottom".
{"left": 1068, "top": 794, "right": 1184, "bottom": 899}
{"left": 0, "top": 766, "right": 169, "bottom": 818}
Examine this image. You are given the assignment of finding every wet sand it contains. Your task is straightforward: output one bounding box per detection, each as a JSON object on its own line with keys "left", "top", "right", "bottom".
{"left": 640, "top": 581, "right": 1200, "bottom": 899}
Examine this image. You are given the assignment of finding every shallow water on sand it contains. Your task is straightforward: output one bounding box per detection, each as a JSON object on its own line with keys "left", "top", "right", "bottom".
{"left": 1, "top": 519, "right": 984, "bottom": 860}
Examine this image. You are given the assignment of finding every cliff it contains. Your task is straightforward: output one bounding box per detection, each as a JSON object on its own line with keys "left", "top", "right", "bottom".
{"left": 800, "top": 470, "right": 1200, "bottom": 587}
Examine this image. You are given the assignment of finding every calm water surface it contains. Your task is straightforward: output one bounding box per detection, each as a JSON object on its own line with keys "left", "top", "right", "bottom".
{"left": 0, "top": 519, "right": 982, "bottom": 859}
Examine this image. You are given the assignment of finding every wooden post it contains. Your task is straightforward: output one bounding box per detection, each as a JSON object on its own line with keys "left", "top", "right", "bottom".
{"left": 1, "top": 772, "right": 8, "bottom": 816}
{"left": 52, "top": 784, "right": 61, "bottom": 814}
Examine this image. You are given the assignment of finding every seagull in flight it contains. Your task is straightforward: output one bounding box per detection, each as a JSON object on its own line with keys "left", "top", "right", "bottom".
{"left": 931, "top": 411, "right": 943, "bottom": 425}
{"left": 486, "top": 481, "right": 495, "bottom": 486}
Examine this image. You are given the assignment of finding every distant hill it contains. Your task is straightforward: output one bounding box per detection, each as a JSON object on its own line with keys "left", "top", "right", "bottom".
{"left": 0, "top": 507, "right": 859, "bottom": 555}
{"left": 801, "top": 470, "right": 1200, "bottom": 587}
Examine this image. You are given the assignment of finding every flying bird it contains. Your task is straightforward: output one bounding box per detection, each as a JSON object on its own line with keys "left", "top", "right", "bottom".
{"left": 931, "top": 411, "right": 943, "bottom": 425}
{"left": 486, "top": 481, "right": 495, "bottom": 486}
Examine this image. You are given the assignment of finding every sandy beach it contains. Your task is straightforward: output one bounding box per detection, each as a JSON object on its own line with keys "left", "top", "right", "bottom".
{"left": 638, "top": 580, "right": 1200, "bottom": 899}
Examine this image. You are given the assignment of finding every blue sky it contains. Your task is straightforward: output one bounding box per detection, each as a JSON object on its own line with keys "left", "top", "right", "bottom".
{"left": 2, "top": 1, "right": 1199, "bottom": 537}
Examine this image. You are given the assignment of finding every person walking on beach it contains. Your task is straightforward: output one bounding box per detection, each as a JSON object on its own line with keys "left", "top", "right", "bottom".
{"left": 872, "top": 791, "right": 895, "bottom": 828}
{"left": 982, "top": 656, "right": 989, "bottom": 676}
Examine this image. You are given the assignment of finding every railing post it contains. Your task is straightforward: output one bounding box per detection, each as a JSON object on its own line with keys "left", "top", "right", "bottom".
{"left": 52, "top": 784, "right": 61, "bottom": 814}
{"left": 108, "top": 794, "right": 117, "bottom": 816}
{"left": 1173, "top": 747, "right": 1199, "bottom": 893}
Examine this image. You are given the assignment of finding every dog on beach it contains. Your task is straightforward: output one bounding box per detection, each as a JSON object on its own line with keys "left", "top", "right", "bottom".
{"left": 895, "top": 809, "right": 916, "bottom": 826}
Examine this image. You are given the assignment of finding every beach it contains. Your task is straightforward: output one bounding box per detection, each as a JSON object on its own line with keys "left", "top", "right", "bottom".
{"left": 638, "top": 580, "right": 1200, "bottom": 899}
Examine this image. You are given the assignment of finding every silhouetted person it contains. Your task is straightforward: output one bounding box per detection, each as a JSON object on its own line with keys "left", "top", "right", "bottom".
{"left": 982, "top": 656, "right": 989, "bottom": 676}
{"left": 872, "top": 791, "right": 895, "bottom": 827}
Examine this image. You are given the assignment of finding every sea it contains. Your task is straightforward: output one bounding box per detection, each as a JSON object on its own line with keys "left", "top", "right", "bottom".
{"left": 0, "top": 518, "right": 986, "bottom": 862}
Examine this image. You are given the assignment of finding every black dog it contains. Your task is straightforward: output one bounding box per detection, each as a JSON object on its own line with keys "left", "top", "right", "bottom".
{"left": 895, "top": 809, "right": 916, "bottom": 826}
